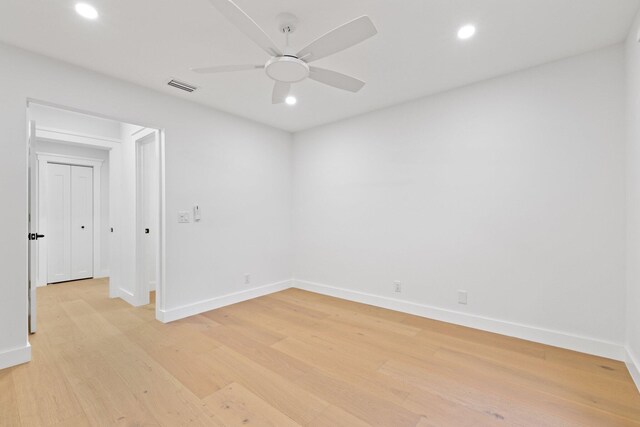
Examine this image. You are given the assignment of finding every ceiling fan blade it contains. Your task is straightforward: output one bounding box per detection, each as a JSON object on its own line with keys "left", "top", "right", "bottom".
{"left": 207, "top": 0, "right": 282, "bottom": 57}
{"left": 297, "top": 16, "right": 377, "bottom": 63}
{"left": 272, "top": 81, "right": 291, "bottom": 104}
{"left": 191, "top": 64, "right": 264, "bottom": 74}
{"left": 309, "top": 67, "right": 365, "bottom": 93}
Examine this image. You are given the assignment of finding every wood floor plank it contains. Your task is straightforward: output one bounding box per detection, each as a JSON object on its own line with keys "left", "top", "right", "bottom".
{"left": 0, "top": 368, "right": 22, "bottom": 426}
{"left": 53, "top": 340, "right": 160, "bottom": 426}
{"left": 432, "top": 347, "right": 640, "bottom": 420}
{"left": 225, "top": 298, "right": 440, "bottom": 363}
{"left": 403, "top": 391, "right": 507, "bottom": 427}
{"left": 99, "top": 337, "right": 225, "bottom": 426}
{"left": 206, "top": 346, "right": 331, "bottom": 424}
{"left": 308, "top": 405, "right": 370, "bottom": 427}
{"left": 5, "top": 280, "right": 639, "bottom": 426}
{"left": 293, "top": 366, "right": 422, "bottom": 426}
{"left": 203, "top": 382, "right": 300, "bottom": 426}
{"left": 125, "top": 323, "right": 229, "bottom": 399}
{"left": 379, "top": 358, "right": 640, "bottom": 427}
{"left": 200, "top": 324, "right": 313, "bottom": 380}
{"left": 268, "top": 290, "right": 422, "bottom": 337}
{"left": 544, "top": 346, "right": 635, "bottom": 383}
{"left": 202, "top": 309, "right": 286, "bottom": 346}
{"left": 11, "top": 344, "right": 86, "bottom": 426}
{"left": 272, "top": 337, "right": 409, "bottom": 405}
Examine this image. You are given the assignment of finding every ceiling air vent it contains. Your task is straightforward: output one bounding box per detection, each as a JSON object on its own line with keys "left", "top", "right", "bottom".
{"left": 167, "top": 79, "right": 197, "bottom": 93}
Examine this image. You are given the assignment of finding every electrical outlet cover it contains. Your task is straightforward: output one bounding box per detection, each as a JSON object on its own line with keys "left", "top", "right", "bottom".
{"left": 178, "top": 210, "right": 191, "bottom": 223}
{"left": 458, "top": 290, "right": 468, "bottom": 305}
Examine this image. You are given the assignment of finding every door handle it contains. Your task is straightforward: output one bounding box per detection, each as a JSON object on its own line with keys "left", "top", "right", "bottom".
{"left": 28, "top": 233, "right": 45, "bottom": 241}
{"left": 145, "top": 228, "right": 150, "bottom": 234}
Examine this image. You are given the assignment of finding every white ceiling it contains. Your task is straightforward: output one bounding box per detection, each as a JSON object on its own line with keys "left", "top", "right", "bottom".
{"left": 1, "top": 0, "right": 638, "bottom": 132}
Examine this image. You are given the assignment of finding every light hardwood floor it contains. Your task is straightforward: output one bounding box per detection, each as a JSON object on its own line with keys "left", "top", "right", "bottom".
{"left": 1, "top": 278, "right": 639, "bottom": 426}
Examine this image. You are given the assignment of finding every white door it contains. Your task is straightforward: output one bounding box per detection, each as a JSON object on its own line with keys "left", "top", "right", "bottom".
{"left": 140, "top": 136, "right": 158, "bottom": 292}
{"left": 47, "top": 164, "right": 72, "bottom": 283}
{"left": 28, "top": 120, "right": 39, "bottom": 333}
{"left": 71, "top": 166, "right": 93, "bottom": 280}
{"left": 47, "top": 164, "right": 93, "bottom": 283}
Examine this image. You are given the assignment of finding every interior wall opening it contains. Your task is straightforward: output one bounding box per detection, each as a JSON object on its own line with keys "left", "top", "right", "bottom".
{"left": 26, "top": 101, "right": 165, "bottom": 335}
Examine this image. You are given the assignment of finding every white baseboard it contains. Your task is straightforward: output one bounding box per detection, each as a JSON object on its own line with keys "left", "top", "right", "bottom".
{"left": 293, "top": 279, "right": 625, "bottom": 361}
{"left": 95, "top": 270, "right": 110, "bottom": 279}
{"left": 626, "top": 347, "right": 640, "bottom": 393}
{"left": 157, "top": 279, "right": 293, "bottom": 323}
{"left": 116, "top": 288, "right": 138, "bottom": 307}
{"left": 0, "top": 343, "right": 31, "bottom": 370}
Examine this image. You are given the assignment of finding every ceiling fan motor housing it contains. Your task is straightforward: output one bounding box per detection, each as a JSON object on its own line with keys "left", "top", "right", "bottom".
{"left": 265, "top": 56, "right": 309, "bottom": 83}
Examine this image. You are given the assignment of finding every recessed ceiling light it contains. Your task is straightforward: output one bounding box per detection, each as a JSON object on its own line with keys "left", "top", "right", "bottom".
{"left": 285, "top": 96, "right": 297, "bottom": 106}
{"left": 75, "top": 3, "right": 99, "bottom": 20}
{"left": 457, "top": 24, "right": 476, "bottom": 40}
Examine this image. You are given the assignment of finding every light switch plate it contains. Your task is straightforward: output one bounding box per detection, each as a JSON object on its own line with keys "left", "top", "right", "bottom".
{"left": 178, "top": 210, "right": 191, "bottom": 223}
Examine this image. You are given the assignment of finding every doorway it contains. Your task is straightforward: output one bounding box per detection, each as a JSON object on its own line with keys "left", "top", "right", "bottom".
{"left": 26, "top": 101, "right": 165, "bottom": 334}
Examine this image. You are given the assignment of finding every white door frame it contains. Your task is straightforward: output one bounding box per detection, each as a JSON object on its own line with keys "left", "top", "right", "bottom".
{"left": 33, "top": 122, "right": 119, "bottom": 297}
{"left": 27, "top": 99, "right": 167, "bottom": 323}
{"left": 28, "top": 121, "right": 39, "bottom": 333}
{"left": 133, "top": 128, "right": 161, "bottom": 306}
{"left": 35, "top": 152, "right": 104, "bottom": 286}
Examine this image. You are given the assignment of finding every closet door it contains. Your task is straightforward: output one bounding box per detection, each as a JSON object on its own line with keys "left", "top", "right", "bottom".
{"left": 47, "top": 164, "right": 71, "bottom": 283}
{"left": 70, "top": 165, "right": 94, "bottom": 280}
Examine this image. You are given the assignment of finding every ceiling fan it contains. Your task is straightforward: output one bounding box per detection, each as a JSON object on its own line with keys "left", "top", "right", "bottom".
{"left": 193, "top": 0, "right": 378, "bottom": 104}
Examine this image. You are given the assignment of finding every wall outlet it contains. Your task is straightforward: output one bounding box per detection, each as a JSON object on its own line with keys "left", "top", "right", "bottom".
{"left": 458, "top": 290, "right": 468, "bottom": 305}
{"left": 244, "top": 274, "right": 251, "bottom": 285}
{"left": 178, "top": 210, "right": 191, "bottom": 223}
{"left": 394, "top": 281, "right": 402, "bottom": 293}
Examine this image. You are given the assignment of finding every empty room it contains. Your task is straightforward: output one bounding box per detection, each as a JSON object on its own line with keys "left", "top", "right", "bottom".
{"left": 1, "top": 0, "right": 640, "bottom": 425}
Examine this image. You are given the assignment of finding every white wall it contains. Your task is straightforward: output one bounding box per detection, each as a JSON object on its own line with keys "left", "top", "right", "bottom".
{"left": 293, "top": 45, "right": 627, "bottom": 357}
{"left": 29, "top": 103, "right": 122, "bottom": 140}
{"left": 0, "top": 42, "right": 292, "bottom": 368}
{"left": 626, "top": 10, "right": 640, "bottom": 387}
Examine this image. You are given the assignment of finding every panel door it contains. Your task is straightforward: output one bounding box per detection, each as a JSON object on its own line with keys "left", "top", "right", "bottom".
{"left": 47, "top": 163, "right": 71, "bottom": 283}
{"left": 70, "top": 165, "right": 93, "bottom": 280}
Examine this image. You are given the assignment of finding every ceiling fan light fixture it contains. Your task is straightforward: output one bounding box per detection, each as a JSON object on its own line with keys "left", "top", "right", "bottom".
{"left": 75, "top": 3, "right": 99, "bottom": 20}
{"left": 199, "top": 2, "right": 378, "bottom": 103}
{"left": 265, "top": 56, "right": 309, "bottom": 83}
{"left": 457, "top": 24, "right": 476, "bottom": 40}
{"left": 285, "top": 96, "right": 297, "bottom": 106}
